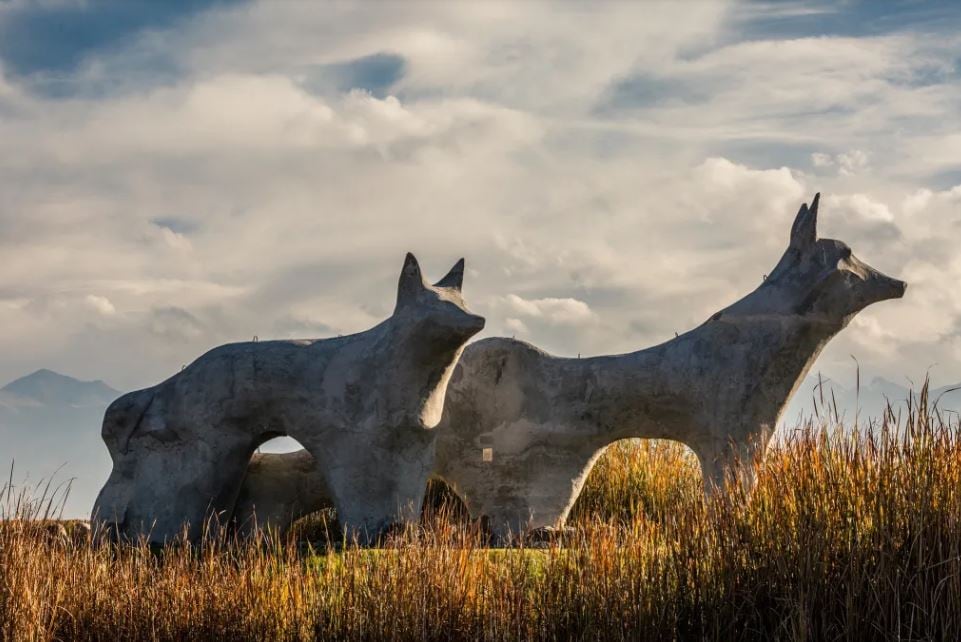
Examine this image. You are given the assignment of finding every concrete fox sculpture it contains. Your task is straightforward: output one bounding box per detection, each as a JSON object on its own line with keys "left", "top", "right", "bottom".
{"left": 91, "top": 253, "right": 485, "bottom": 545}
{"left": 235, "top": 194, "right": 907, "bottom": 541}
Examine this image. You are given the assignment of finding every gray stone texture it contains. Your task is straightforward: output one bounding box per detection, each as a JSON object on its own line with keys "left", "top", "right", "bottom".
{"left": 235, "top": 194, "right": 907, "bottom": 542}
{"left": 91, "top": 253, "right": 484, "bottom": 545}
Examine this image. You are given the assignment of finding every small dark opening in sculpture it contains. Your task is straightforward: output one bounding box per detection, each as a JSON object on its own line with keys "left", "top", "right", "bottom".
{"left": 421, "top": 477, "right": 471, "bottom": 526}
{"left": 285, "top": 477, "right": 471, "bottom": 545}
{"left": 288, "top": 507, "right": 340, "bottom": 545}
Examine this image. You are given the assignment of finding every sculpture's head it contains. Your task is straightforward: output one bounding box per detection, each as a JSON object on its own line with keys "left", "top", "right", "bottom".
{"left": 763, "top": 193, "right": 907, "bottom": 326}
{"left": 393, "top": 252, "right": 486, "bottom": 347}
{"left": 390, "top": 252, "right": 485, "bottom": 428}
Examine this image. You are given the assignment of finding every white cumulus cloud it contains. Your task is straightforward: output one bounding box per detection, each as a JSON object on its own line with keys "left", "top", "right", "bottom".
{"left": 500, "top": 294, "right": 597, "bottom": 326}
{"left": 84, "top": 295, "right": 116, "bottom": 317}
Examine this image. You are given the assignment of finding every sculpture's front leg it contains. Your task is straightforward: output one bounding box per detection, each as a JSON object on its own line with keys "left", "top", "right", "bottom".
{"left": 310, "top": 427, "right": 435, "bottom": 545}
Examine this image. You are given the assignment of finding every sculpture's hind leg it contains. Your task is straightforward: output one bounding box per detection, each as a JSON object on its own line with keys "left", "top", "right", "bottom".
{"left": 113, "top": 415, "right": 261, "bottom": 544}
{"left": 436, "top": 467, "right": 543, "bottom": 545}
{"left": 449, "top": 448, "right": 595, "bottom": 546}
{"left": 694, "top": 434, "right": 768, "bottom": 501}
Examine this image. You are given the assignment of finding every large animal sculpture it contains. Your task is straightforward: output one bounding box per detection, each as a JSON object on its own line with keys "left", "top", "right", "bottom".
{"left": 92, "top": 253, "right": 485, "bottom": 545}
{"left": 235, "top": 194, "right": 907, "bottom": 541}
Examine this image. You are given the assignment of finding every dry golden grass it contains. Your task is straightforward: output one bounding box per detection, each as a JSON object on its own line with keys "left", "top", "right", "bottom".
{"left": 3, "top": 387, "right": 961, "bottom": 641}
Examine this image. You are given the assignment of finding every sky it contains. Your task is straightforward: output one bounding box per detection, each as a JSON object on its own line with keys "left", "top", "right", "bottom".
{"left": 1, "top": 0, "right": 960, "bottom": 396}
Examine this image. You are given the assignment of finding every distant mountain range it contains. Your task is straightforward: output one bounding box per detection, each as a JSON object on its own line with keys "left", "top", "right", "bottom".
{"left": 782, "top": 374, "right": 961, "bottom": 428}
{"left": 0, "top": 370, "right": 119, "bottom": 519}
{"left": 0, "top": 369, "right": 118, "bottom": 409}
{"left": 2, "top": 368, "right": 960, "bottom": 519}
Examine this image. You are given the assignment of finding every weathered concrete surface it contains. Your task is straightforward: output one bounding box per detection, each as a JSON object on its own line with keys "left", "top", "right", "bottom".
{"left": 236, "top": 195, "right": 907, "bottom": 541}
{"left": 91, "top": 253, "right": 484, "bottom": 545}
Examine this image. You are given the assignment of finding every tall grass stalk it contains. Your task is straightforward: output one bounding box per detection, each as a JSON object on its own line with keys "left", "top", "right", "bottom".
{"left": 2, "top": 384, "right": 960, "bottom": 640}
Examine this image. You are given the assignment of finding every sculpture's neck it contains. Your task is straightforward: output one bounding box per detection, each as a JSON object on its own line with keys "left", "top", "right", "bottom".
{"left": 709, "top": 313, "right": 840, "bottom": 395}
{"left": 379, "top": 318, "right": 467, "bottom": 428}
{"left": 707, "top": 275, "right": 847, "bottom": 404}
{"left": 592, "top": 300, "right": 844, "bottom": 444}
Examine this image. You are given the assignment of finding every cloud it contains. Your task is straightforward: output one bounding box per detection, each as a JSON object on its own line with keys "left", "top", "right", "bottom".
{"left": 148, "top": 306, "right": 206, "bottom": 341}
{"left": 302, "top": 52, "right": 406, "bottom": 98}
{"left": 831, "top": 193, "right": 894, "bottom": 223}
{"left": 499, "top": 294, "right": 597, "bottom": 326}
{"left": 4, "top": 75, "right": 541, "bottom": 169}
{"left": 810, "top": 149, "right": 870, "bottom": 175}
{"left": 503, "top": 318, "right": 529, "bottom": 336}
{"left": 84, "top": 295, "right": 116, "bottom": 317}
{"left": 811, "top": 152, "right": 834, "bottom": 168}
{"left": 0, "top": 0, "right": 959, "bottom": 396}
{"left": 837, "top": 150, "right": 869, "bottom": 176}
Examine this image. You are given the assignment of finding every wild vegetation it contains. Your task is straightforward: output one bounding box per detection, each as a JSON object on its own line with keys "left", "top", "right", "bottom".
{"left": 2, "top": 384, "right": 960, "bottom": 641}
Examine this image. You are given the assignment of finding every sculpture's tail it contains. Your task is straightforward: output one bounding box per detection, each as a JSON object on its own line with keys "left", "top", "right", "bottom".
{"left": 101, "top": 387, "right": 155, "bottom": 455}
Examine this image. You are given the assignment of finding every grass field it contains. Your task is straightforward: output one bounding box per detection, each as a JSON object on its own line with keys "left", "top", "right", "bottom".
{"left": 2, "top": 386, "right": 961, "bottom": 641}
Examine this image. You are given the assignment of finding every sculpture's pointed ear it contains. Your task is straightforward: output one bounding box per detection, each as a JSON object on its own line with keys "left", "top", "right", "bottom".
{"left": 397, "top": 252, "right": 425, "bottom": 306}
{"left": 434, "top": 258, "right": 464, "bottom": 291}
{"left": 790, "top": 192, "right": 819, "bottom": 251}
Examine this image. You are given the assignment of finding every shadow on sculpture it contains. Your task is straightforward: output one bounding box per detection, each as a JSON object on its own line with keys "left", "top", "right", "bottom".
{"left": 235, "top": 194, "right": 907, "bottom": 543}
{"left": 235, "top": 464, "right": 470, "bottom": 544}
{"left": 91, "top": 253, "right": 484, "bottom": 545}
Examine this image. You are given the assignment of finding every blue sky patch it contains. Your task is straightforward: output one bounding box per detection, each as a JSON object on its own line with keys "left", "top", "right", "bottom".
{"left": 301, "top": 52, "right": 406, "bottom": 98}
{"left": 736, "top": 0, "right": 961, "bottom": 40}
{"left": 0, "top": 0, "right": 246, "bottom": 79}
{"left": 151, "top": 217, "right": 200, "bottom": 236}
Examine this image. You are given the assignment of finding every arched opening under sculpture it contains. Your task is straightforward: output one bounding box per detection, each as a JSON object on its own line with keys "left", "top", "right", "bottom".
{"left": 231, "top": 438, "right": 704, "bottom": 544}
{"left": 567, "top": 438, "right": 702, "bottom": 527}
{"left": 232, "top": 435, "right": 328, "bottom": 538}
{"left": 427, "top": 437, "right": 703, "bottom": 543}
{"left": 235, "top": 441, "right": 472, "bottom": 543}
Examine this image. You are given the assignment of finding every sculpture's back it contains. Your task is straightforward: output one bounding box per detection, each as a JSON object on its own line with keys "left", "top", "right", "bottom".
{"left": 91, "top": 253, "right": 484, "bottom": 545}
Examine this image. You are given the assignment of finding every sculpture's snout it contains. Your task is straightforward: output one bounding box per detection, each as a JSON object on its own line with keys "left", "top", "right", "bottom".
{"left": 875, "top": 273, "right": 907, "bottom": 302}
{"left": 463, "top": 313, "right": 486, "bottom": 334}
{"left": 892, "top": 278, "right": 907, "bottom": 299}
